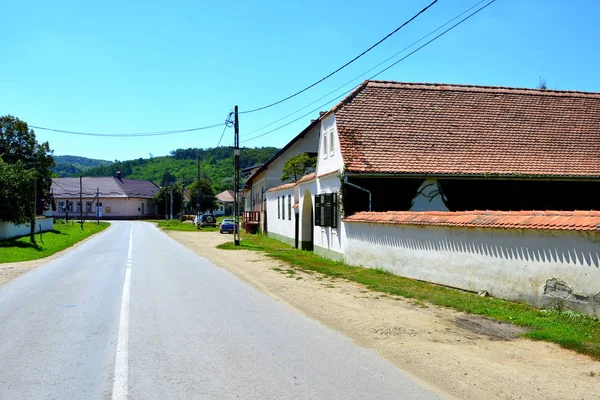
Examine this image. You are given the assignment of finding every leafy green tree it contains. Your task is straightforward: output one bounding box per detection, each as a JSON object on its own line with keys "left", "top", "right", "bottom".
{"left": 152, "top": 185, "right": 183, "bottom": 217}
{"left": 281, "top": 153, "right": 316, "bottom": 182}
{"left": 0, "top": 115, "right": 55, "bottom": 243}
{"left": 188, "top": 178, "right": 217, "bottom": 212}
{"left": 0, "top": 158, "right": 36, "bottom": 225}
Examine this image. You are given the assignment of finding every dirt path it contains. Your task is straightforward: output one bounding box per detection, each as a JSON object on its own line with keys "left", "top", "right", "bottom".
{"left": 168, "top": 230, "right": 600, "bottom": 400}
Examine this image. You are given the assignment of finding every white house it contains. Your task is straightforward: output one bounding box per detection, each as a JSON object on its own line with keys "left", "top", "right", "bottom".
{"left": 52, "top": 175, "right": 160, "bottom": 219}
{"left": 263, "top": 80, "right": 600, "bottom": 317}
{"left": 243, "top": 119, "right": 320, "bottom": 232}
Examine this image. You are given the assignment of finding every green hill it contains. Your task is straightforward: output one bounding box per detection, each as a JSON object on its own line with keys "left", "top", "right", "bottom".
{"left": 82, "top": 147, "right": 278, "bottom": 193}
{"left": 53, "top": 155, "right": 113, "bottom": 177}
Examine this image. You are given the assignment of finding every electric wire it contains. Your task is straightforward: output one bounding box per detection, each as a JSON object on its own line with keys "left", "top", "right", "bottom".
{"left": 242, "top": 0, "right": 488, "bottom": 137}
{"left": 238, "top": 0, "right": 439, "bottom": 114}
{"left": 30, "top": 122, "right": 225, "bottom": 137}
{"left": 216, "top": 112, "right": 234, "bottom": 148}
{"left": 240, "top": 0, "right": 496, "bottom": 143}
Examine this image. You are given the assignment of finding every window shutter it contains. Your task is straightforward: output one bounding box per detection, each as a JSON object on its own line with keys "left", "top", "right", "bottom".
{"left": 282, "top": 196, "right": 285, "bottom": 220}
{"left": 288, "top": 195, "right": 292, "bottom": 220}
{"left": 277, "top": 196, "right": 280, "bottom": 219}
{"left": 323, "top": 193, "right": 332, "bottom": 227}
{"left": 314, "top": 194, "right": 321, "bottom": 226}
{"left": 331, "top": 192, "right": 338, "bottom": 228}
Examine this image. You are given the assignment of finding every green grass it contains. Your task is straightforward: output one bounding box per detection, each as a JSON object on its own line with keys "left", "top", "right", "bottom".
{"left": 150, "top": 216, "right": 234, "bottom": 232}
{"left": 0, "top": 221, "right": 110, "bottom": 263}
{"left": 218, "top": 233, "right": 600, "bottom": 360}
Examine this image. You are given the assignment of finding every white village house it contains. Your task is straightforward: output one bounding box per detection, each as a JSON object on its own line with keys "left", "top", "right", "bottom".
{"left": 259, "top": 80, "right": 600, "bottom": 317}
{"left": 51, "top": 174, "right": 160, "bottom": 219}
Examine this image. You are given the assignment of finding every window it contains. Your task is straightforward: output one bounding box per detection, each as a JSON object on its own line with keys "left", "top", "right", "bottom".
{"left": 141, "top": 203, "right": 145, "bottom": 214}
{"left": 329, "top": 128, "right": 335, "bottom": 157}
{"left": 282, "top": 196, "right": 285, "bottom": 220}
{"left": 314, "top": 193, "right": 338, "bottom": 228}
{"left": 76, "top": 202, "right": 81, "bottom": 213}
{"left": 288, "top": 195, "right": 292, "bottom": 220}
{"left": 277, "top": 196, "right": 280, "bottom": 219}
{"left": 322, "top": 131, "right": 328, "bottom": 159}
{"left": 86, "top": 202, "right": 92, "bottom": 212}
{"left": 58, "top": 201, "right": 65, "bottom": 212}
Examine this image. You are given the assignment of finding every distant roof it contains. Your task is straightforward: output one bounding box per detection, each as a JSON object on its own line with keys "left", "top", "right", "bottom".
{"left": 334, "top": 80, "right": 600, "bottom": 178}
{"left": 52, "top": 177, "right": 159, "bottom": 199}
{"left": 116, "top": 178, "right": 160, "bottom": 198}
{"left": 216, "top": 190, "right": 234, "bottom": 203}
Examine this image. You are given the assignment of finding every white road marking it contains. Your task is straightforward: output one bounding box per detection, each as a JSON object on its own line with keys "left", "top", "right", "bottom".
{"left": 112, "top": 226, "right": 133, "bottom": 400}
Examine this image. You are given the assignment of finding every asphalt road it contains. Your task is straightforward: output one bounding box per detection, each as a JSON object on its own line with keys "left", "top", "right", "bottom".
{"left": 0, "top": 221, "right": 442, "bottom": 399}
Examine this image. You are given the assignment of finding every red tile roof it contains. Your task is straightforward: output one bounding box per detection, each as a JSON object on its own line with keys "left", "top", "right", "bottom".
{"left": 297, "top": 172, "right": 316, "bottom": 184}
{"left": 334, "top": 81, "right": 600, "bottom": 178}
{"left": 266, "top": 182, "right": 296, "bottom": 193}
{"left": 216, "top": 190, "right": 235, "bottom": 203}
{"left": 343, "top": 210, "right": 600, "bottom": 231}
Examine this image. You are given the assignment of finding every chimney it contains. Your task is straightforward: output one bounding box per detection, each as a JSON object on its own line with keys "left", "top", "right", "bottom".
{"left": 116, "top": 171, "right": 122, "bottom": 181}
{"left": 319, "top": 111, "right": 326, "bottom": 116}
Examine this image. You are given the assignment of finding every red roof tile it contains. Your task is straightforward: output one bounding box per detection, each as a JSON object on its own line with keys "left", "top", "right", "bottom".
{"left": 334, "top": 81, "right": 600, "bottom": 178}
{"left": 297, "top": 172, "right": 316, "bottom": 184}
{"left": 266, "top": 182, "right": 296, "bottom": 193}
{"left": 343, "top": 210, "right": 600, "bottom": 231}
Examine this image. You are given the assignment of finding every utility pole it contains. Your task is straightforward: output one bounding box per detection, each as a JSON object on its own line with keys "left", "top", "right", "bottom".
{"left": 181, "top": 175, "right": 185, "bottom": 216}
{"left": 196, "top": 151, "right": 200, "bottom": 214}
{"left": 170, "top": 185, "right": 174, "bottom": 220}
{"left": 233, "top": 105, "right": 240, "bottom": 246}
{"left": 96, "top": 187, "right": 99, "bottom": 225}
{"left": 79, "top": 175, "right": 83, "bottom": 227}
{"left": 29, "top": 172, "right": 37, "bottom": 244}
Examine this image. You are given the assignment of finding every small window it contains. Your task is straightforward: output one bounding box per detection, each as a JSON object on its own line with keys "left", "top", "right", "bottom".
{"left": 282, "top": 196, "right": 285, "bottom": 220}
{"left": 86, "top": 202, "right": 92, "bottom": 212}
{"left": 58, "top": 201, "right": 65, "bottom": 212}
{"left": 141, "top": 203, "right": 145, "bottom": 214}
{"left": 277, "top": 196, "right": 280, "bottom": 219}
{"left": 288, "top": 195, "right": 292, "bottom": 220}
{"left": 314, "top": 193, "right": 338, "bottom": 228}
{"left": 329, "top": 128, "right": 335, "bottom": 156}
{"left": 323, "top": 131, "right": 328, "bottom": 159}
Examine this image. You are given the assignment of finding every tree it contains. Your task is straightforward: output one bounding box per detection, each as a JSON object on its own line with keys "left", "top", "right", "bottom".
{"left": 0, "top": 158, "right": 36, "bottom": 225}
{"left": 0, "top": 115, "right": 55, "bottom": 243}
{"left": 281, "top": 153, "right": 316, "bottom": 182}
{"left": 152, "top": 185, "right": 183, "bottom": 217}
{"left": 188, "top": 178, "right": 217, "bottom": 212}
{"left": 537, "top": 77, "right": 547, "bottom": 90}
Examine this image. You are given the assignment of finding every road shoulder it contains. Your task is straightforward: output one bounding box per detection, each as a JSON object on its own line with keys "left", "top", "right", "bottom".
{"left": 167, "top": 230, "right": 600, "bottom": 400}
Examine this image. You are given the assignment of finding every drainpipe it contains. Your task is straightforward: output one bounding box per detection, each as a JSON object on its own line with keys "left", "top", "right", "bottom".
{"left": 344, "top": 175, "right": 371, "bottom": 211}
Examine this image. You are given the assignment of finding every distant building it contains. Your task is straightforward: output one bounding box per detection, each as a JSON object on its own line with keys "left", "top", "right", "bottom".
{"left": 215, "top": 190, "right": 234, "bottom": 216}
{"left": 51, "top": 173, "right": 160, "bottom": 219}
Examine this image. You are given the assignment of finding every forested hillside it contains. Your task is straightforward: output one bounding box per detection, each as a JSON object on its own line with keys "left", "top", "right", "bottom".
{"left": 82, "top": 147, "right": 278, "bottom": 193}
{"left": 53, "top": 155, "right": 112, "bottom": 177}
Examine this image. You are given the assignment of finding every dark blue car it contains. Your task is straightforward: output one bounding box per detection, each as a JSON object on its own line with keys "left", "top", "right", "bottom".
{"left": 219, "top": 218, "right": 238, "bottom": 234}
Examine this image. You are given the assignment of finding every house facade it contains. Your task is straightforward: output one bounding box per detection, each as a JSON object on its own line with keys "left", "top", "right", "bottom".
{"left": 215, "top": 190, "right": 234, "bottom": 216}
{"left": 243, "top": 120, "right": 320, "bottom": 232}
{"left": 51, "top": 175, "right": 160, "bottom": 219}
{"left": 263, "top": 80, "right": 600, "bottom": 316}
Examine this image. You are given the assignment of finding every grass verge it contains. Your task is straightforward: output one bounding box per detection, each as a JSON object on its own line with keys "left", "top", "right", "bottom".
{"left": 150, "top": 216, "right": 231, "bottom": 232}
{"left": 0, "top": 221, "right": 110, "bottom": 263}
{"left": 218, "top": 233, "right": 600, "bottom": 360}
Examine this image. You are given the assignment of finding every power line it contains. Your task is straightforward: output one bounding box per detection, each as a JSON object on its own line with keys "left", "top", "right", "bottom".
{"left": 216, "top": 112, "right": 234, "bottom": 148}
{"left": 242, "top": 0, "right": 488, "bottom": 138}
{"left": 241, "top": 0, "right": 496, "bottom": 143}
{"left": 239, "top": 0, "right": 440, "bottom": 114}
{"left": 30, "top": 122, "right": 225, "bottom": 137}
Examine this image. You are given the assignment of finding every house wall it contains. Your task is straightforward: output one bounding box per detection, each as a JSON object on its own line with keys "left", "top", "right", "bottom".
{"left": 0, "top": 217, "right": 54, "bottom": 240}
{"left": 343, "top": 221, "right": 600, "bottom": 317}
{"left": 317, "top": 114, "right": 341, "bottom": 177}
{"left": 266, "top": 187, "right": 296, "bottom": 246}
{"left": 314, "top": 174, "right": 344, "bottom": 260}
{"left": 54, "top": 197, "right": 154, "bottom": 219}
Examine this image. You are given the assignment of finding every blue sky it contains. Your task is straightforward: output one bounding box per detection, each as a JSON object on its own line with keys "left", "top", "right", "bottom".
{"left": 2, "top": 0, "right": 599, "bottom": 161}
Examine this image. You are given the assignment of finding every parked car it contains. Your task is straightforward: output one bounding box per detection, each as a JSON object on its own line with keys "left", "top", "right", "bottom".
{"left": 219, "top": 218, "right": 238, "bottom": 234}
{"left": 195, "top": 214, "right": 217, "bottom": 228}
